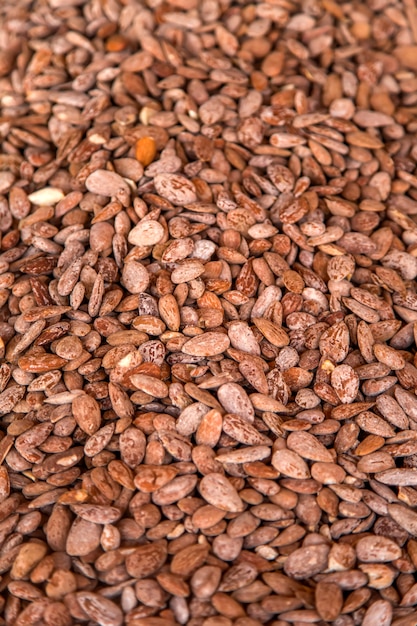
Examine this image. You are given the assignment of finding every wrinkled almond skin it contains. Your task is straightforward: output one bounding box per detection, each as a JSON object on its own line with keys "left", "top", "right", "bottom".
{"left": 125, "top": 541, "right": 167, "bottom": 578}
{"left": 2, "top": 2, "right": 417, "bottom": 624}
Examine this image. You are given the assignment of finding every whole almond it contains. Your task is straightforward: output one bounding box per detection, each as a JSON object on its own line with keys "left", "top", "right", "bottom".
{"left": 135, "top": 136, "right": 157, "bottom": 166}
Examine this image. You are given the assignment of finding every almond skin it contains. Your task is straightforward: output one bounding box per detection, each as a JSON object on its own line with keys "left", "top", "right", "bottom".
{"left": 135, "top": 136, "right": 157, "bottom": 166}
